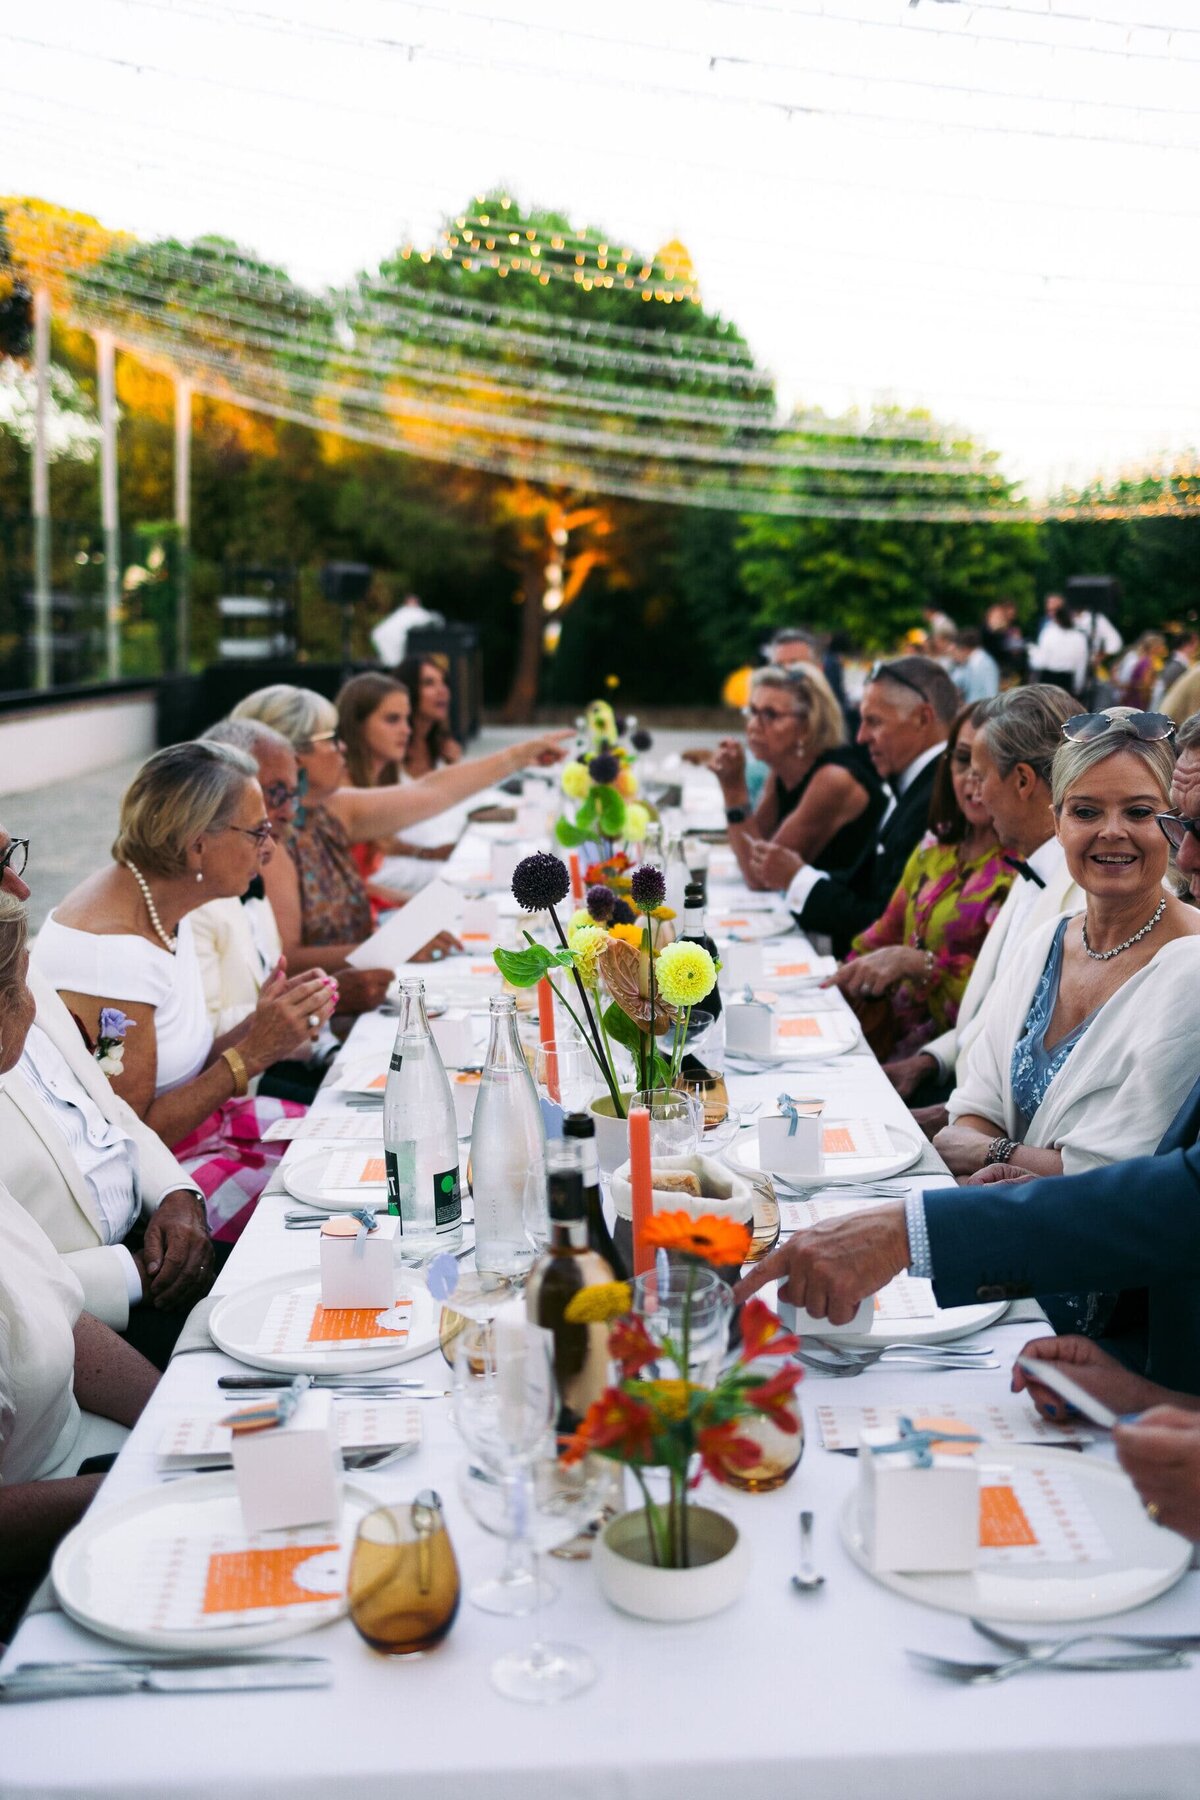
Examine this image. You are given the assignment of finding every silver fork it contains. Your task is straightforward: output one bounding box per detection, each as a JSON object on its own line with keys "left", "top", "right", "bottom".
{"left": 907, "top": 1647, "right": 1189, "bottom": 1684}
{"left": 162, "top": 1442, "right": 419, "bottom": 1481}
{"left": 971, "top": 1618, "right": 1200, "bottom": 1659}
{"left": 797, "top": 1351, "right": 998, "bottom": 1379}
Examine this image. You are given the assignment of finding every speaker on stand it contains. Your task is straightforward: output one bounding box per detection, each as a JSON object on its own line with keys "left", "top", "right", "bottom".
{"left": 319, "top": 563, "right": 373, "bottom": 683}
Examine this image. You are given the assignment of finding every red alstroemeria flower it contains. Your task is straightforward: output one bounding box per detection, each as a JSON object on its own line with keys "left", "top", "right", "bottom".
{"left": 560, "top": 1387, "right": 658, "bottom": 1466}
{"left": 608, "top": 1314, "right": 660, "bottom": 1378}
{"left": 738, "top": 1296, "right": 800, "bottom": 1363}
{"left": 695, "top": 1419, "right": 763, "bottom": 1486}
{"left": 743, "top": 1362, "right": 803, "bottom": 1431}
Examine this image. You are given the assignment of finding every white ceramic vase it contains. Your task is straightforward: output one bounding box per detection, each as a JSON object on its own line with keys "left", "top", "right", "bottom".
{"left": 589, "top": 1091, "right": 635, "bottom": 1173}
{"left": 593, "top": 1506, "right": 750, "bottom": 1622}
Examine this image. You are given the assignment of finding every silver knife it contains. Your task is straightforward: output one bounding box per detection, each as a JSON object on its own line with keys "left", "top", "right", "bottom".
{"left": 0, "top": 1656, "right": 331, "bottom": 1702}
{"left": 218, "top": 1374, "right": 428, "bottom": 1390}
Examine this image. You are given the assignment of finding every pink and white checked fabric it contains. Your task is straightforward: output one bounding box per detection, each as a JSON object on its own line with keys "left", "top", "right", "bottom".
{"left": 174, "top": 1094, "right": 305, "bottom": 1242}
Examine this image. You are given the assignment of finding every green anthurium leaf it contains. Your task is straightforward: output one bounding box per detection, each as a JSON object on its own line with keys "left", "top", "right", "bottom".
{"left": 595, "top": 783, "right": 626, "bottom": 837}
{"left": 600, "top": 998, "right": 644, "bottom": 1057}
{"left": 554, "top": 817, "right": 592, "bottom": 848}
{"left": 493, "top": 943, "right": 575, "bottom": 988}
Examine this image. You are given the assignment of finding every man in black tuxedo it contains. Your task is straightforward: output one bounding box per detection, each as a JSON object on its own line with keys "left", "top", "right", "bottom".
{"left": 747, "top": 655, "right": 961, "bottom": 956}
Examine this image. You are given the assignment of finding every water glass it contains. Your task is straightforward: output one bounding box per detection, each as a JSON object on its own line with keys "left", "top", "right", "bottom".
{"left": 631, "top": 1264, "right": 733, "bottom": 1384}
{"left": 631, "top": 1087, "right": 703, "bottom": 1159}
{"left": 348, "top": 1490, "right": 460, "bottom": 1655}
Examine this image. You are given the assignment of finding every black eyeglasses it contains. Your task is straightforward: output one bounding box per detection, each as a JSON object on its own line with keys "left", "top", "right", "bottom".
{"left": 262, "top": 768, "right": 308, "bottom": 810}
{"left": 868, "top": 660, "right": 931, "bottom": 705}
{"left": 0, "top": 837, "right": 29, "bottom": 879}
{"left": 1063, "top": 711, "right": 1175, "bottom": 743}
{"left": 226, "top": 822, "right": 275, "bottom": 847}
{"left": 1156, "top": 813, "right": 1200, "bottom": 853}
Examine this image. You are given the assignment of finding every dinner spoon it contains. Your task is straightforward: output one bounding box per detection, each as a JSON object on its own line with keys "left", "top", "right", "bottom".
{"left": 791, "top": 1510, "right": 825, "bottom": 1592}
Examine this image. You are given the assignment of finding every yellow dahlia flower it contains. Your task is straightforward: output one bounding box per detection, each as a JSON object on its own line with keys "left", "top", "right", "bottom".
{"left": 568, "top": 923, "right": 609, "bottom": 988}
{"left": 608, "top": 922, "right": 643, "bottom": 949}
{"left": 655, "top": 939, "right": 717, "bottom": 1007}
{"left": 561, "top": 761, "right": 592, "bottom": 801}
{"left": 622, "top": 801, "right": 649, "bottom": 843}
{"left": 568, "top": 908, "right": 592, "bottom": 933}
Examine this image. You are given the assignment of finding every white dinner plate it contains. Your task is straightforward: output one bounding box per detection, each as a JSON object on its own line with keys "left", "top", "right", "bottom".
{"left": 208, "top": 1268, "right": 440, "bottom": 1373}
{"left": 726, "top": 1119, "right": 923, "bottom": 1188}
{"left": 808, "top": 1296, "right": 1009, "bottom": 1349}
{"left": 52, "top": 1476, "right": 376, "bottom": 1652}
{"left": 725, "top": 1014, "right": 862, "bottom": 1064}
{"left": 283, "top": 1147, "right": 386, "bottom": 1212}
{"left": 754, "top": 953, "right": 839, "bottom": 989}
{"left": 840, "top": 1445, "right": 1191, "bottom": 1622}
{"left": 711, "top": 909, "right": 796, "bottom": 942}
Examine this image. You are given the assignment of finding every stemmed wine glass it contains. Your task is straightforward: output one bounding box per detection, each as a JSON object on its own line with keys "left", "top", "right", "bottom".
{"left": 452, "top": 1319, "right": 597, "bottom": 1702}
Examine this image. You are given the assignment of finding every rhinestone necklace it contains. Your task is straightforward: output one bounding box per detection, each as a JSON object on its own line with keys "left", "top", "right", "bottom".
{"left": 1081, "top": 894, "right": 1166, "bottom": 962}
{"left": 122, "top": 858, "right": 177, "bottom": 954}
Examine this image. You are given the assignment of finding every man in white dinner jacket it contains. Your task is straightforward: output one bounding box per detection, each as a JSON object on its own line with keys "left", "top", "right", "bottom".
{"left": 883, "top": 684, "right": 1084, "bottom": 1116}
{"left": 0, "top": 823, "right": 215, "bottom": 1366}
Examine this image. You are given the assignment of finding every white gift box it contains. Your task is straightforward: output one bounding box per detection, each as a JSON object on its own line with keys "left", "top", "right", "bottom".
{"left": 857, "top": 1425, "right": 980, "bottom": 1573}
{"left": 319, "top": 1214, "right": 399, "bottom": 1311}
{"left": 758, "top": 1101, "right": 825, "bottom": 1177}
{"left": 722, "top": 942, "right": 763, "bottom": 984}
{"left": 430, "top": 1009, "right": 476, "bottom": 1068}
{"left": 232, "top": 1388, "right": 342, "bottom": 1534}
{"left": 460, "top": 897, "right": 499, "bottom": 942}
{"left": 724, "top": 1000, "right": 772, "bottom": 1056}
{"left": 777, "top": 1291, "right": 875, "bottom": 1337}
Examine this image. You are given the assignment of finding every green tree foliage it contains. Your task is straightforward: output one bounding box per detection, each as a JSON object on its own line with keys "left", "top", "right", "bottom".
{"left": 1038, "top": 464, "right": 1200, "bottom": 638}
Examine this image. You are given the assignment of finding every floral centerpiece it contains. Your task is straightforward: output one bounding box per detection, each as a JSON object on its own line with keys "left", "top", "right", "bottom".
{"left": 494, "top": 852, "right": 718, "bottom": 1116}
{"left": 560, "top": 1213, "right": 802, "bottom": 1571}
{"left": 556, "top": 699, "right": 654, "bottom": 868}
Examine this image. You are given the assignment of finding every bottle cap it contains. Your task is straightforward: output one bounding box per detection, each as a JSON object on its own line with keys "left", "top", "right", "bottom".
{"left": 562, "top": 1110, "right": 595, "bottom": 1140}
{"left": 684, "top": 882, "right": 704, "bottom": 904}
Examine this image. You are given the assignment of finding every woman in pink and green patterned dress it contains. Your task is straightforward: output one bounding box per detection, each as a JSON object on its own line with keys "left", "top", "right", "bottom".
{"left": 822, "top": 704, "right": 1013, "bottom": 1060}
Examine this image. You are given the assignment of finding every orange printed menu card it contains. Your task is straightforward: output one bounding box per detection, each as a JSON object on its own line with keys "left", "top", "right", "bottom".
{"left": 979, "top": 1484, "right": 1038, "bottom": 1548}
{"left": 777, "top": 1017, "right": 822, "bottom": 1040}
{"left": 823, "top": 1125, "right": 859, "bottom": 1156}
{"left": 203, "top": 1543, "right": 339, "bottom": 1614}
{"left": 366, "top": 1073, "right": 387, "bottom": 1092}
{"left": 772, "top": 962, "right": 811, "bottom": 978}
{"left": 308, "top": 1299, "right": 411, "bottom": 1343}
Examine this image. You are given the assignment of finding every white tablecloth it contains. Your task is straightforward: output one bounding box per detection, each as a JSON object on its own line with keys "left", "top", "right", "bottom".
{"left": 4, "top": 803, "right": 1198, "bottom": 1800}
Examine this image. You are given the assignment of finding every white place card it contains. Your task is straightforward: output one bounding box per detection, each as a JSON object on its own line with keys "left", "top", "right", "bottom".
{"left": 157, "top": 1402, "right": 422, "bottom": 1468}
{"left": 321, "top": 1150, "right": 389, "bottom": 1191}
{"left": 254, "top": 1292, "right": 412, "bottom": 1355}
{"left": 263, "top": 1113, "right": 385, "bottom": 1143}
{"left": 816, "top": 1399, "right": 1092, "bottom": 1454}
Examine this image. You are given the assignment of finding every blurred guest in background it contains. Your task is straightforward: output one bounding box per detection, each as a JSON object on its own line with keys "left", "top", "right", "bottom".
{"left": 712, "top": 665, "right": 881, "bottom": 890}
{"left": 1153, "top": 627, "right": 1200, "bottom": 709}
{"left": 1029, "top": 595, "right": 1089, "bottom": 699}
{"left": 949, "top": 628, "right": 1001, "bottom": 703}
{"left": 824, "top": 704, "right": 1012, "bottom": 1061}
{"left": 1113, "top": 632, "right": 1167, "bottom": 711}
{"left": 395, "top": 655, "right": 462, "bottom": 777}
{"left": 337, "top": 672, "right": 460, "bottom": 910}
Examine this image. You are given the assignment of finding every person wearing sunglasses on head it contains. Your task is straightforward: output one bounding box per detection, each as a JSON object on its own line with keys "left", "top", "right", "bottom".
{"left": 30, "top": 743, "right": 338, "bottom": 1243}
{"left": 711, "top": 664, "right": 882, "bottom": 891}
{"left": 746, "top": 655, "right": 960, "bottom": 957}
{"left": 229, "top": 684, "right": 572, "bottom": 1006}
{"left": 739, "top": 708, "right": 1200, "bottom": 1391}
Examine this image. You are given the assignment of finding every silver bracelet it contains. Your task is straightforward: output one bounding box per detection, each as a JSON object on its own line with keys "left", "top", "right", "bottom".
{"left": 985, "top": 1136, "right": 1018, "bottom": 1166}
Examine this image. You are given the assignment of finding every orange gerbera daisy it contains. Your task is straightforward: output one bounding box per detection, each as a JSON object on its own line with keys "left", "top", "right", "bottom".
{"left": 641, "top": 1211, "right": 753, "bottom": 1268}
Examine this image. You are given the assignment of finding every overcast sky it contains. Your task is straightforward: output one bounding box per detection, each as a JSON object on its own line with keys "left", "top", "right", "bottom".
{"left": 3, "top": 0, "right": 1198, "bottom": 499}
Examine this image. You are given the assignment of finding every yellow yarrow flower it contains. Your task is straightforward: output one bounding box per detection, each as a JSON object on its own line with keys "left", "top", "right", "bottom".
{"left": 568, "top": 924, "right": 609, "bottom": 988}
{"left": 563, "top": 1281, "right": 633, "bottom": 1324}
{"left": 655, "top": 939, "right": 717, "bottom": 1007}
{"left": 638, "top": 1379, "right": 701, "bottom": 1423}
{"left": 561, "top": 761, "right": 592, "bottom": 801}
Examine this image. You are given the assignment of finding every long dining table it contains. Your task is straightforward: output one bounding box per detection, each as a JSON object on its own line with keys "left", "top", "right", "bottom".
{"left": 4, "top": 772, "right": 1199, "bottom": 1800}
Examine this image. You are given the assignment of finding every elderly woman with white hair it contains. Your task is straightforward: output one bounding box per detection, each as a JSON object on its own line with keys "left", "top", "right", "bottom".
{"left": 710, "top": 664, "right": 882, "bottom": 890}
{"left": 31, "top": 742, "right": 337, "bottom": 1240}
{"left": 230, "top": 684, "right": 569, "bottom": 991}
{"left": 935, "top": 707, "right": 1200, "bottom": 1194}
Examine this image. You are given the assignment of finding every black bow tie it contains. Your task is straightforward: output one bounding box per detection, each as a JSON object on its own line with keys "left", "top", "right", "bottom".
{"left": 241, "top": 875, "right": 265, "bottom": 904}
{"left": 1003, "top": 855, "right": 1046, "bottom": 889}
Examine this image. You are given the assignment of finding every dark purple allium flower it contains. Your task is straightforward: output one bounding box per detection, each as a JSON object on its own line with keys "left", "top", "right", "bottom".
{"left": 512, "top": 851, "right": 571, "bottom": 913}
{"left": 630, "top": 863, "right": 666, "bottom": 913}
{"left": 630, "top": 728, "right": 653, "bottom": 752}
{"left": 610, "top": 898, "right": 636, "bottom": 926}
{"left": 588, "top": 752, "right": 621, "bottom": 786}
{"left": 586, "top": 883, "right": 616, "bottom": 923}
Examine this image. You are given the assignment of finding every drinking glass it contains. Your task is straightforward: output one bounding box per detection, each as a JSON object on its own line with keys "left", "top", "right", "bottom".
{"left": 450, "top": 1320, "right": 556, "bottom": 1615}
{"left": 348, "top": 1490, "right": 460, "bottom": 1655}
{"left": 631, "top": 1264, "right": 733, "bottom": 1384}
{"left": 631, "top": 1086, "right": 703, "bottom": 1159}
{"left": 535, "top": 1041, "right": 597, "bottom": 1116}
{"left": 710, "top": 1377, "right": 805, "bottom": 1493}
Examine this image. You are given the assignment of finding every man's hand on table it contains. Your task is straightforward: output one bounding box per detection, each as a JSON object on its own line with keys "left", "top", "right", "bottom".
{"left": 746, "top": 839, "right": 803, "bottom": 893}
{"left": 138, "top": 1190, "right": 215, "bottom": 1311}
{"left": 734, "top": 1203, "right": 910, "bottom": 1324}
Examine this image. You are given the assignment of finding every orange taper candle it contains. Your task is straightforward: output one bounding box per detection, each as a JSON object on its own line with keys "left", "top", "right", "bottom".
{"left": 569, "top": 852, "right": 584, "bottom": 903}
{"left": 628, "top": 1104, "right": 654, "bottom": 1275}
{"left": 537, "top": 977, "right": 560, "bottom": 1103}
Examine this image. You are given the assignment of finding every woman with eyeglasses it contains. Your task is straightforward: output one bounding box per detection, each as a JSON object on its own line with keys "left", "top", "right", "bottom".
{"left": 30, "top": 743, "right": 336, "bottom": 1239}
{"left": 935, "top": 709, "right": 1200, "bottom": 1331}
{"left": 711, "top": 665, "right": 882, "bottom": 889}
{"left": 822, "top": 704, "right": 1013, "bottom": 1061}
{"left": 230, "top": 684, "right": 571, "bottom": 1003}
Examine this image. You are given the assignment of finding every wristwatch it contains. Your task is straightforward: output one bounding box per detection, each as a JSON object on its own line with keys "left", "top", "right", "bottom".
{"left": 725, "top": 804, "right": 751, "bottom": 825}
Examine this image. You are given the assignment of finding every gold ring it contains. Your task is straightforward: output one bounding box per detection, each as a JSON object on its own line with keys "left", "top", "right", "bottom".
{"left": 1146, "top": 1500, "right": 1161, "bottom": 1523}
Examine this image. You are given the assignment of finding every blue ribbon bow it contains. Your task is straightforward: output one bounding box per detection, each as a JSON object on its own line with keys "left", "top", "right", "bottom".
{"left": 777, "top": 1092, "right": 799, "bottom": 1137}
{"left": 867, "top": 1414, "right": 982, "bottom": 1469}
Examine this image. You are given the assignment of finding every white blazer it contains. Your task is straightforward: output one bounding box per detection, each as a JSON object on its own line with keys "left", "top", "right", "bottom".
{"left": 948, "top": 918, "right": 1200, "bottom": 1175}
{"left": 924, "top": 852, "right": 1083, "bottom": 1082}
{"left": 0, "top": 967, "right": 198, "bottom": 1329}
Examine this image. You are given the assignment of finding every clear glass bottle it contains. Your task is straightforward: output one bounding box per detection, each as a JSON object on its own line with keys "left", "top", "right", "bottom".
{"left": 524, "top": 1139, "right": 614, "bottom": 1435}
{"left": 470, "top": 995, "right": 546, "bottom": 1276}
{"left": 663, "top": 833, "right": 691, "bottom": 920}
{"left": 383, "top": 978, "right": 463, "bottom": 1261}
{"left": 641, "top": 820, "right": 664, "bottom": 870}
{"left": 562, "top": 1110, "right": 627, "bottom": 1281}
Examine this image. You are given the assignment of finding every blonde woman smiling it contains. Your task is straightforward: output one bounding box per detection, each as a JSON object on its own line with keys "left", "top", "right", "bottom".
{"left": 935, "top": 708, "right": 1200, "bottom": 1183}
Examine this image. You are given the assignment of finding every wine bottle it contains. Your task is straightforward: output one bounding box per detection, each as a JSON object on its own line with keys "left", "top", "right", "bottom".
{"left": 679, "top": 880, "right": 722, "bottom": 1019}
{"left": 524, "top": 1140, "right": 613, "bottom": 1435}
{"left": 383, "top": 979, "right": 462, "bottom": 1261}
{"left": 562, "top": 1110, "right": 628, "bottom": 1281}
